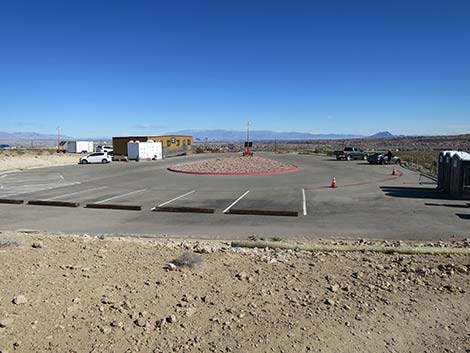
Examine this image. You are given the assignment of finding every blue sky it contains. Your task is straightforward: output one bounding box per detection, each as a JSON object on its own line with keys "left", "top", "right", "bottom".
{"left": 0, "top": 0, "right": 469, "bottom": 138}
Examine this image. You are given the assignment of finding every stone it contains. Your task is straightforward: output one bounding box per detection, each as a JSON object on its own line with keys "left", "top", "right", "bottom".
{"left": 12, "top": 295, "right": 27, "bottom": 305}
{"left": 165, "top": 263, "right": 177, "bottom": 271}
{"left": 328, "top": 284, "right": 339, "bottom": 292}
{"left": 31, "top": 242, "right": 43, "bottom": 249}
{"left": 155, "top": 319, "right": 166, "bottom": 329}
{"left": 185, "top": 308, "right": 196, "bottom": 317}
{"left": 324, "top": 298, "right": 335, "bottom": 306}
{"left": 0, "top": 318, "right": 13, "bottom": 328}
{"left": 235, "top": 272, "right": 248, "bottom": 280}
{"left": 110, "top": 320, "right": 123, "bottom": 328}
{"left": 134, "top": 318, "right": 147, "bottom": 327}
{"left": 166, "top": 315, "right": 177, "bottom": 323}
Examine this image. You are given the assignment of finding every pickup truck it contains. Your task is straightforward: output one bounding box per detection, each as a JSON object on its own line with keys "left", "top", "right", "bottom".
{"left": 334, "top": 147, "right": 368, "bottom": 161}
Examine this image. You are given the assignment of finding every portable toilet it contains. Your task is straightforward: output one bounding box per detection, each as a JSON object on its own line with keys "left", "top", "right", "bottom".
{"left": 127, "top": 140, "right": 163, "bottom": 161}
{"left": 437, "top": 151, "right": 452, "bottom": 190}
{"left": 449, "top": 152, "right": 470, "bottom": 199}
{"left": 443, "top": 151, "right": 459, "bottom": 192}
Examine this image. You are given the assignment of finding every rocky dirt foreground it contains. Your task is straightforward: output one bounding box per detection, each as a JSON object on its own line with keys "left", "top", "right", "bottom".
{"left": 0, "top": 232, "right": 469, "bottom": 353}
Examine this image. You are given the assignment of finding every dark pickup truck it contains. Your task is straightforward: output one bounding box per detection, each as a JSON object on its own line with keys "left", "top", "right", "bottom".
{"left": 334, "top": 147, "right": 368, "bottom": 161}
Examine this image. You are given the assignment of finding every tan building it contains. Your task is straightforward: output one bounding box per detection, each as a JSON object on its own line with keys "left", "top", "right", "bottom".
{"left": 113, "top": 135, "right": 193, "bottom": 158}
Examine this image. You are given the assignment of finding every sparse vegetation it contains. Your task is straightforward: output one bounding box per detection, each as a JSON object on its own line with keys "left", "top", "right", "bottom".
{"left": 0, "top": 237, "right": 21, "bottom": 248}
{"left": 299, "top": 149, "right": 334, "bottom": 156}
{"left": 172, "top": 252, "right": 203, "bottom": 268}
{"left": 195, "top": 146, "right": 205, "bottom": 154}
{"left": 395, "top": 151, "right": 439, "bottom": 174}
{"left": 270, "top": 236, "right": 284, "bottom": 242}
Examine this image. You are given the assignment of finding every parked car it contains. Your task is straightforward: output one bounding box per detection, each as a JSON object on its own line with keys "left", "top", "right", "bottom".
{"left": 79, "top": 152, "right": 112, "bottom": 164}
{"left": 367, "top": 152, "right": 401, "bottom": 164}
{"left": 96, "top": 145, "right": 113, "bottom": 153}
{"left": 334, "top": 147, "right": 368, "bottom": 161}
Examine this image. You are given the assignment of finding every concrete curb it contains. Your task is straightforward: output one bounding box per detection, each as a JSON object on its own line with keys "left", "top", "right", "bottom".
{"left": 85, "top": 203, "right": 142, "bottom": 211}
{"left": 0, "top": 199, "right": 24, "bottom": 204}
{"left": 228, "top": 209, "right": 298, "bottom": 217}
{"left": 27, "top": 200, "right": 80, "bottom": 208}
{"left": 153, "top": 206, "right": 215, "bottom": 214}
{"left": 167, "top": 166, "right": 299, "bottom": 175}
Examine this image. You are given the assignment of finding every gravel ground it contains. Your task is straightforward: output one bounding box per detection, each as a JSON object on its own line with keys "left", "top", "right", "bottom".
{"left": 0, "top": 231, "right": 469, "bottom": 353}
{"left": 169, "top": 156, "right": 296, "bottom": 174}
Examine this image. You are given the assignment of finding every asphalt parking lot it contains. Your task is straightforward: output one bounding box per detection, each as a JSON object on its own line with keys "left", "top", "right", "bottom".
{"left": 0, "top": 153, "right": 469, "bottom": 240}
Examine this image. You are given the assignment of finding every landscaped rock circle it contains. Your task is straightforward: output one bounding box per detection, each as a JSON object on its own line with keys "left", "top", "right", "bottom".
{"left": 168, "top": 156, "right": 298, "bottom": 175}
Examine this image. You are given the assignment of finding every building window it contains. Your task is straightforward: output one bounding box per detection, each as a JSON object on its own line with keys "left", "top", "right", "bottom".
{"left": 187, "top": 139, "right": 192, "bottom": 145}
{"left": 171, "top": 138, "right": 175, "bottom": 143}
{"left": 183, "top": 139, "right": 186, "bottom": 146}
{"left": 167, "top": 140, "right": 171, "bottom": 147}
{"left": 176, "top": 140, "right": 180, "bottom": 146}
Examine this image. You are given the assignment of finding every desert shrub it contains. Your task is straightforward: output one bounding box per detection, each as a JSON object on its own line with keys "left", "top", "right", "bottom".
{"left": 172, "top": 252, "right": 203, "bottom": 268}
{"left": 395, "top": 151, "right": 439, "bottom": 173}
{"left": 195, "top": 146, "right": 205, "bottom": 154}
{"left": 0, "top": 237, "right": 21, "bottom": 248}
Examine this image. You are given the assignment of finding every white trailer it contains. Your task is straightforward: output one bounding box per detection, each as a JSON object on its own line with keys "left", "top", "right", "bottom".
{"left": 127, "top": 140, "right": 162, "bottom": 161}
{"left": 66, "top": 141, "right": 94, "bottom": 153}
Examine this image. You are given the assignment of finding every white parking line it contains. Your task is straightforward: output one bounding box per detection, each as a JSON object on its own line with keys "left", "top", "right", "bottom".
{"left": 154, "top": 190, "right": 196, "bottom": 209}
{"left": 302, "top": 188, "right": 307, "bottom": 216}
{"left": 46, "top": 186, "right": 108, "bottom": 200}
{"left": 223, "top": 190, "right": 250, "bottom": 214}
{"left": 95, "top": 189, "right": 147, "bottom": 204}
{"left": 2, "top": 182, "right": 81, "bottom": 197}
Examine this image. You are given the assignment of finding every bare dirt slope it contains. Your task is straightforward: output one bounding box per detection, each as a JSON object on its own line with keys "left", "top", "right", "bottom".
{"left": 0, "top": 232, "right": 469, "bottom": 353}
{"left": 0, "top": 150, "right": 78, "bottom": 172}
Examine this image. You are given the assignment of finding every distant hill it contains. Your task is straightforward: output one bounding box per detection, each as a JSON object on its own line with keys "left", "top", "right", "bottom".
{"left": 369, "top": 131, "right": 395, "bottom": 139}
{"left": 171, "top": 129, "right": 364, "bottom": 141}
{"left": 0, "top": 131, "right": 74, "bottom": 141}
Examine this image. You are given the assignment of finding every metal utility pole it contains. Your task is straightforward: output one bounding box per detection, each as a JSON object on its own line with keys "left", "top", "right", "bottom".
{"left": 57, "top": 127, "right": 61, "bottom": 153}
{"left": 246, "top": 121, "right": 250, "bottom": 144}
{"left": 243, "top": 121, "right": 253, "bottom": 156}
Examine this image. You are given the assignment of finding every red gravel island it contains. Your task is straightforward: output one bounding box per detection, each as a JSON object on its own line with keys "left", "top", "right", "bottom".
{"left": 168, "top": 156, "right": 299, "bottom": 175}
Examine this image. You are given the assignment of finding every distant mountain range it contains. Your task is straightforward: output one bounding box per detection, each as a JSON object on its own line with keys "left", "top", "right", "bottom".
{"left": 0, "top": 131, "right": 74, "bottom": 141}
{"left": 171, "top": 129, "right": 397, "bottom": 141}
{"left": 0, "top": 130, "right": 398, "bottom": 143}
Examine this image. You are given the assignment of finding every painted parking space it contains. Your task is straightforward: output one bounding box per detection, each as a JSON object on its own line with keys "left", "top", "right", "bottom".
{"left": 228, "top": 188, "right": 301, "bottom": 216}
{"left": 156, "top": 189, "right": 248, "bottom": 213}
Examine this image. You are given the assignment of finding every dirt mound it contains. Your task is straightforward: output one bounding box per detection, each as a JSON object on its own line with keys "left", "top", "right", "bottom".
{"left": 168, "top": 156, "right": 298, "bottom": 175}
{"left": 0, "top": 232, "right": 468, "bottom": 352}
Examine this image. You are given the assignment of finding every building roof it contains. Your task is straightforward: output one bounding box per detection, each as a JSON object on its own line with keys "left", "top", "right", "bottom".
{"left": 113, "top": 135, "right": 192, "bottom": 139}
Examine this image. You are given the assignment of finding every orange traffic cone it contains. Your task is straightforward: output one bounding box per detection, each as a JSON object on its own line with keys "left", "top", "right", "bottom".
{"left": 392, "top": 167, "right": 397, "bottom": 176}
{"left": 331, "top": 176, "right": 337, "bottom": 188}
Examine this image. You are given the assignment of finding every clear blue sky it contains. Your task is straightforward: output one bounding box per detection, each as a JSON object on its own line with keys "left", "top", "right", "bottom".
{"left": 1, "top": 0, "right": 469, "bottom": 137}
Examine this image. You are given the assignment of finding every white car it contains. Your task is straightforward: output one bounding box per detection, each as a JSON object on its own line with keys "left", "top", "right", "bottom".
{"left": 96, "top": 145, "right": 113, "bottom": 153}
{"left": 79, "top": 152, "right": 112, "bottom": 164}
